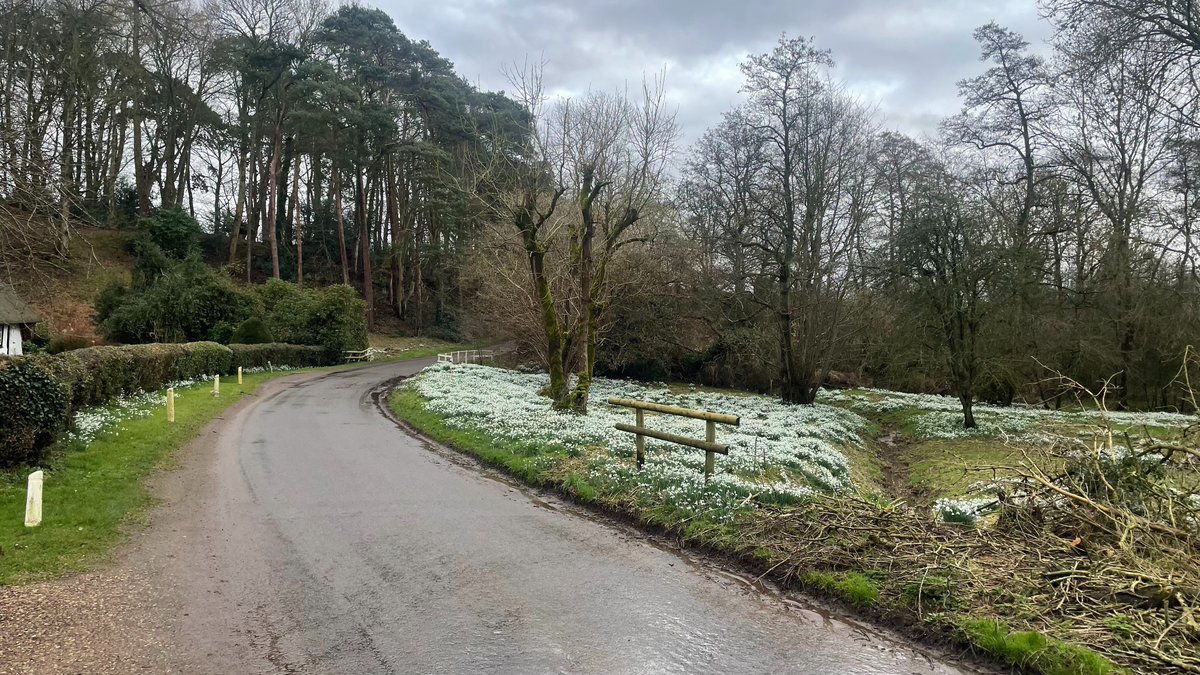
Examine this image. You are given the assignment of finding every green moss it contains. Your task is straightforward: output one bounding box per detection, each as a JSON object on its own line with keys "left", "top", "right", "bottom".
{"left": 802, "top": 570, "right": 880, "bottom": 607}
{"left": 960, "top": 618, "right": 1121, "bottom": 675}
{"left": 803, "top": 571, "right": 839, "bottom": 593}
{"left": 837, "top": 571, "right": 880, "bottom": 605}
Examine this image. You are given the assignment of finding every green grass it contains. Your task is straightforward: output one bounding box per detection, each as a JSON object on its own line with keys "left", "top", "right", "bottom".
{"left": 389, "top": 387, "right": 552, "bottom": 483}
{"left": 0, "top": 369, "right": 307, "bottom": 585}
{"left": 907, "top": 438, "right": 1027, "bottom": 496}
{"left": 802, "top": 570, "right": 880, "bottom": 606}
{"left": 960, "top": 618, "right": 1121, "bottom": 675}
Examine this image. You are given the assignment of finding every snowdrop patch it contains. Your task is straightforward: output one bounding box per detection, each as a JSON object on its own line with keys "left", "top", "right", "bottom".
{"left": 68, "top": 390, "right": 166, "bottom": 445}
{"left": 819, "top": 388, "right": 1194, "bottom": 441}
{"left": 406, "top": 364, "right": 867, "bottom": 518}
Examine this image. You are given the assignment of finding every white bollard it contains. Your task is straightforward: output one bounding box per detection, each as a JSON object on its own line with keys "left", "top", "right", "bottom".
{"left": 25, "top": 470, "right": 43, "bottom": 527}
{"left": 237, "top": 366, "right": 243, "bottom": 385}
{"left": 213, "top": 374, "right": 220, "bottom": 397}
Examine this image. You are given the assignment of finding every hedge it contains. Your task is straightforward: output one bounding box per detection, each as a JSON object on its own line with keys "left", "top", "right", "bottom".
{"left": 229, "top": 343, "right": 333, "bottom": 370}
{"left": 0, "top": 340, "right": 340, "bottom": 468}
{"left": 0, "top": 358, "right": 70, "bottom": 466}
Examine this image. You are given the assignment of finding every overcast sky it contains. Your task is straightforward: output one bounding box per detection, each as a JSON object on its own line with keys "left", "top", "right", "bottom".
{"left": 372, "top": 0, "right": 1053, "bottom": 145}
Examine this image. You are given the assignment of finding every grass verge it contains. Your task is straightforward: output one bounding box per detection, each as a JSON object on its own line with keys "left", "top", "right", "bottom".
{"left": 0, "top": 369, "right": 307, "bottom": 585}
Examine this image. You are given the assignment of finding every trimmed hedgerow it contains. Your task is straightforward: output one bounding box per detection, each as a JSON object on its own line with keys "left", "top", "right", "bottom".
{"left": 172, "top": 341, "right": 233, "bottom": 381}
{"left": 229, "top": 343, "right": 334, "bottom": 370}
{"left": 1, "top": 339, "right": 339, "bottom": 467}
{"left": 0, "top": 358, "right": 70, "bottom": 466}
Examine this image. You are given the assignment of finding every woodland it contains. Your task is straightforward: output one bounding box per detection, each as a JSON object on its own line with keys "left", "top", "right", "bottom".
{"left": 2, "top": 0, "right": 1200, "bottom": 425}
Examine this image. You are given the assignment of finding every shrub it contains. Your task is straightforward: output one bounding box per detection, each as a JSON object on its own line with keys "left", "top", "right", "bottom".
{"left": 228, "top": 343, "right": 334, "bottom": 370}
{"left": 137, "top": 207, "right": 201, "bottom": 261}
{"left": 231, "top": 317, "right": 274, "bottom": 345}
{"left": 251, "top": 280, "right": 367, "bottom": 353}
{"left": 0, "top": 340, "right": 333, "bottom": 463}
{"left": 41, "top": 343, "right": 234, "bottom": 410}
{"left": 0, "top": 357, "right": 70, "bottom": 467}
{"left": 47, "top": 335, "right": 92, "bottom": 354}
{"left": 94, "top": 280, "right": 129, "bottom": 324}
{"left": 101, "top": 259, "right": 256, "bottom": 344}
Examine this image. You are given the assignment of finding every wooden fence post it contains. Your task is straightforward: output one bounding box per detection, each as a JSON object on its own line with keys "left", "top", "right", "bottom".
{"left": 704, "top": 420, "right": 716, "bottom": 480}
{"left": 237, "top": 366, "right": 243, "bottom": 385}
{"left": 635, "top": 408, "right": 645, "bottom": 469}
{"left": 167, "top": 388, "right": 175, "bottom": 423}
{"left": 213, "top": 375, "right": 220, "bottom": 397}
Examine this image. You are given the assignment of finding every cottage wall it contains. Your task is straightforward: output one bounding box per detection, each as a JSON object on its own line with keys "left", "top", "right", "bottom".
{"left": 0, "top": 324, "right": 22, "bottom": 356}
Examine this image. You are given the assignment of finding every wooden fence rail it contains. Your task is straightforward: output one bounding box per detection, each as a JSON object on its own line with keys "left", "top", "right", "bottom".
{"left": 607, "top": 397, "right": 741, "bottom": 479}
{"left": 437, "top": 349, "right": 495, "bottom": 364}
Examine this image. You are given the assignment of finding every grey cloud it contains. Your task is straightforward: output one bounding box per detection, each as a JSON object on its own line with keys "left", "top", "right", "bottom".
{"left": 374, "top": 0, "right": 1052, "bottom": 143}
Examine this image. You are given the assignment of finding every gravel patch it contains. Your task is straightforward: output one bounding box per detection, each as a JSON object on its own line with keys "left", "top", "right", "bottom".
{"left": 0, "top": 571, "right": 180, "bottom": 674}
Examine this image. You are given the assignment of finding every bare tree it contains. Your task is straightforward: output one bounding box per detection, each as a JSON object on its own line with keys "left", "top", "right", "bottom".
{"left": 555, "top": 74, "right": 679, "bottom": 411}
{"left": 1046, "top": 26, "right": 1174, "bottom": 407}
{"left": 739, "top": 35, "right": 877, "bottom": 404}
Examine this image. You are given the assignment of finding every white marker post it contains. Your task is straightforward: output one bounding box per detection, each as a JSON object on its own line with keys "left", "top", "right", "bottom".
{"left": 25, "top": 470, "right": 43, "bottom": 527}
{"left": 213, "top": 374, "right": 220, "bottom": 397}
{"left": 237, "top": 366, "right": 243, "bottom": 385}
{"left": 167, "top": 387, "right": 175, "bottom": 423}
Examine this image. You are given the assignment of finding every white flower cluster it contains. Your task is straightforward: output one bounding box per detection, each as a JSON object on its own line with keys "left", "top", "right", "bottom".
{"left": 243, "top": 364, "right": 298, "bottom": 374}
{"left": 933, "top": 496, "right": 997, "bottom": 524}
{"left": 66, "top": 376, "right": 210, "bottom": 445}
{"left": 408, "top": 364, "right": 869, "bottom": 516}
{"left": 68, "top": 390, "right": 167, "bottom": 445}
{"left": 819, "top": 387, "right": 1196, "bottom": 440}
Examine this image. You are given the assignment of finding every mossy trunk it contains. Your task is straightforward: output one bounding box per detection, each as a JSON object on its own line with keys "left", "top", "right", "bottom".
{"left": 529, "top": 248, "right": 567, "bottom": 404}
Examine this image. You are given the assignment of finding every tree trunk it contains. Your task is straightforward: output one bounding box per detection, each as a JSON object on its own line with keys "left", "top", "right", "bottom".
{"left": 129, "top": 0, "right": 151, "bottom": 216}
{"left": 356, "top": 169, "right": 374, "bottom": 329}
{"left": 265, "top": 127, "right": 283, "bottom": 279}
{"left": 960, "top": 394, "right": 977, "bottom": 429}
{"left": 385, "top": 155, "right": 403, "bottom": 318}
{"left": 289, "top": 152, "right": 303, "bottom": 287}
{"left": 530, "top": 247, "right": 568, "bottom": 403}
{"left": 334, "top": 170, "right": 349, "bottom": 285}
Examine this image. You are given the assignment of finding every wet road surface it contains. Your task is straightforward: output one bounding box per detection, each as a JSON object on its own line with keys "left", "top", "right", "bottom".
{"left": 152, "top": 359, "right": 973, "bottom": 674}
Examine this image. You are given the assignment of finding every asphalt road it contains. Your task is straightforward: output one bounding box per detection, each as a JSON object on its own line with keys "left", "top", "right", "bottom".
{"left": 147, "top": 359, "right": 972, "bottom": 674}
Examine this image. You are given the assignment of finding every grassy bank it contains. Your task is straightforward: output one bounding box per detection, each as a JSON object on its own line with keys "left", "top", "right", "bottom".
{"left": 0, "top": 369, "right": 306, "bottom": 584}
{"left": 386, "top": 365, "right": 1197, "bottom": 675}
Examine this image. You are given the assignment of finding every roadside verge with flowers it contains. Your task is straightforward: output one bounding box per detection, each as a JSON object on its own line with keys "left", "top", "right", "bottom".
{"left": 0, "top": 366, "right": 303, "bottom": 584}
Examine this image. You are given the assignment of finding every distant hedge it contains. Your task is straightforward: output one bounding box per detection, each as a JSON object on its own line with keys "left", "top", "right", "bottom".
{"left": 0, "top": 340, "right": 341, "bottom": 468}
{"left": 229, "top": 343, "right": 331, "bottom": 370}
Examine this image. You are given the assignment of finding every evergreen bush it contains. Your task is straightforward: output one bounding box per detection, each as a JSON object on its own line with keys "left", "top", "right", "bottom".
{"left": 0, "top": 357, "right": 70, "bottom": 467}
{"left": 231, "top": 317, "right": 274, "bottom": 344}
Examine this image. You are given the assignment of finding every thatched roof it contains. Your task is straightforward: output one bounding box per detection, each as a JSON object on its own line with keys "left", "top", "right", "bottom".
{"left": 0, "top": 284, "right": 39, "bottom": 325}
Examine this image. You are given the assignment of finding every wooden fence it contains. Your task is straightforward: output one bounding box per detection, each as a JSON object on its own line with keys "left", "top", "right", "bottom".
{"left": 437, "top": 349, "right": 495, "bottom": 364}
{"left": 607, "top": 397, "right": 741, "bottom": 479}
